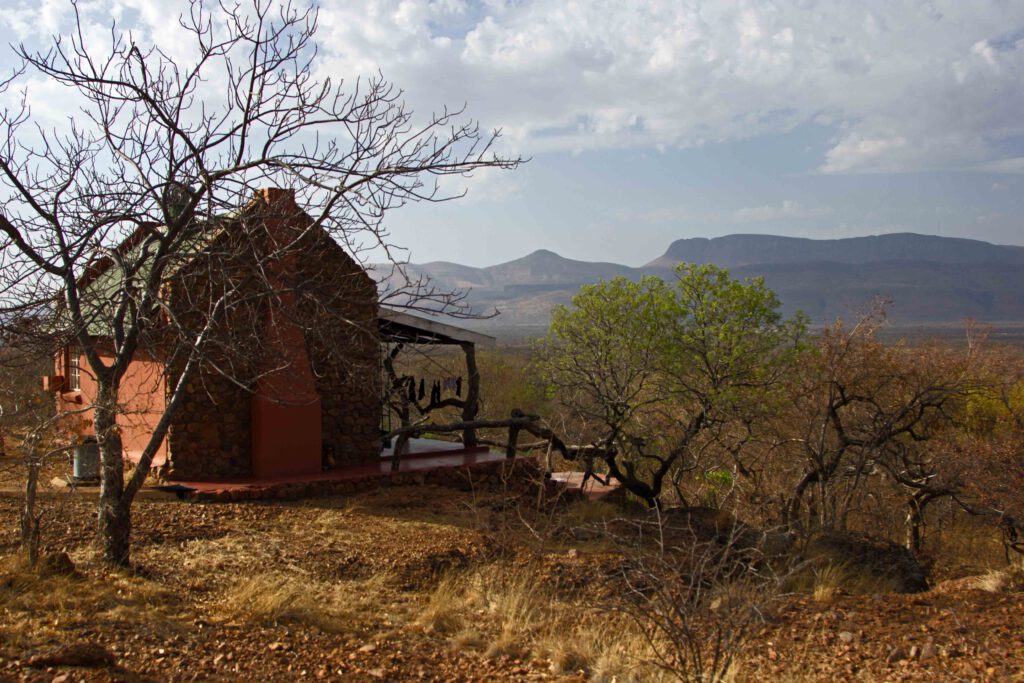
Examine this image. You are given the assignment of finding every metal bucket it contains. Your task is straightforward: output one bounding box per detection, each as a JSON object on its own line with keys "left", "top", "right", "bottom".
{"left": 73, "top": 437, "right": 100, "bottom": 482}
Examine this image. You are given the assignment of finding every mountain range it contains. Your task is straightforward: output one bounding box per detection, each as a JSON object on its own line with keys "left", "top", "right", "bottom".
{"left": 383, "top": 233, "right": 1024, "bottom": 337}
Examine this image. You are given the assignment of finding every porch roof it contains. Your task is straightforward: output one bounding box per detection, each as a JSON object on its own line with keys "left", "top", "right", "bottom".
{"left": 378, "top": 308, "right": 496, "bottom": 347}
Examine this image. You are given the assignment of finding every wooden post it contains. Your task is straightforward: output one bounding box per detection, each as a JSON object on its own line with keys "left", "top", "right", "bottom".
{"left": 460, "top": 342, "right": 480, "bottom": 448}
{"left": 391, "top": 431, "right": 411, "bottom": 472}
{"left": 506, "top": 424, "right": 521, "bottom": 460}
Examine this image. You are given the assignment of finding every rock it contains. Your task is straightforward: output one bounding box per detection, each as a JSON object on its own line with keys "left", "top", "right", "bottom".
{"left": 886, "top": 647, "right": 908, "bottom": 664}
{"left": 425, "top": 549, "right": 468, "bottom": 575}
{"left": 38, "top": 551, "right": 77, "bottom": 577}
{"left": 756, "top": 529, "right": 798, "bottom": 559}
{"left": 919, "top": 642, "right": 938, "bottom": 661}
{"left": 358, "top": 643, "right": 376, "bottom": 654}
{"left": 28, "top": 642, "right": 116, "bottom": 668}
{"left": 838, "top": 631, "right": 855, "bottom": 644}
{"left": 910, "top": 645, "right": 921, "bottom": 660}
{"left": 660, "top": 506, "right": 745, "bottom": 543}
{"left": 801, "top": 531, "right": 930, "bottom": 593}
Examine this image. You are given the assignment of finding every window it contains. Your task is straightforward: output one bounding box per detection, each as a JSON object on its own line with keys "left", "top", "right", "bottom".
{"left": 66, "top": 348, "right": 80, "bottom": 391}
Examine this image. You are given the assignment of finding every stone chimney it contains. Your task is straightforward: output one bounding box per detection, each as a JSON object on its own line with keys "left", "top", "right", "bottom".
{"left": 257, "top": 187, "right": 297, "bottom": 205}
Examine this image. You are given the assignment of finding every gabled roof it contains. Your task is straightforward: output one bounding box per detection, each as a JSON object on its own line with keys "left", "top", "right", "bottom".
{"left": 67, "top": 189, "right": 311, "bottom": 338}
{"left": 63, "top": 189, "right": 493, "bottom": 348}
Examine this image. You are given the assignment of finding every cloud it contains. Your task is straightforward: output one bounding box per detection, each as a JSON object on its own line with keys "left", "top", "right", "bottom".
{"left": 734, "top": 200, "right": 833, "bottom": 223}
{"left": 971, "top": 157, "right": 1024, "bottom": 174}
{"left": 3, "top": 0, "right": 1024, "bottom": 174}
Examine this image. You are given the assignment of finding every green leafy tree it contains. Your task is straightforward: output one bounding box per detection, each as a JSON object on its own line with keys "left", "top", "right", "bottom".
{"left": 538, "top": 264, "right": 806, "bottom": 508}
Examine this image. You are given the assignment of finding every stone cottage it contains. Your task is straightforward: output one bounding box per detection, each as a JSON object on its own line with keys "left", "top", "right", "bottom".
{"left": 47, "top": 188, "right": 383, "bottom": 481}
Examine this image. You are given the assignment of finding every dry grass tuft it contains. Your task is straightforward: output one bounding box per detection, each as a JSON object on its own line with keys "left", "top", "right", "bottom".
{"left": 222, "top": 571, "right": 335, "bottom": 630}
{"left": 546, "top": 641, "right": 592, "bottom": 675}
{"left": 811, "top": 563, "right": 844, "bottom": 602}
{"left": 221, "top": 570, "right": 396, "bottom": 633}
{"left": 972, "top": 561, "right": 1024, "bottom": 593}
{"left": 483, "top": 632, "right": 529, "bottom": 660}
{"left": 468, "top": 566, "right": 547, "bottom": 638}
{"left": 0, "top": 552, "right": 172, "bottom": 614}
{"left": 536, "top": 620, "right": 641, "bottom": 678}
{"left": 417, "top": 562, "right": 657, "bottom": 679}
{"left": 449, "top": 627, "right": 486, "bottom": 652}
{"left": 803, "top": 562, "right": 904, "bottom": 601}
{"left": 564, "top": 499, "right": 622, "bottom": 527}
{"left": 416, "top": 573, "right": 466, "bottom": 635}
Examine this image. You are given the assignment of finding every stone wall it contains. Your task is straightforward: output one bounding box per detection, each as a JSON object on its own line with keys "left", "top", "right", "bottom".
{"left": 163, "top": 193, "right": 382, "bottom": 480}
{"left": 163, "top": 222, "right": 260, "bottom": 480}
{"left": 297, "top": 229, "right": 381, "bottom": 469}
{"left": 167, "top": 363, "right": 253, "bottom": 479}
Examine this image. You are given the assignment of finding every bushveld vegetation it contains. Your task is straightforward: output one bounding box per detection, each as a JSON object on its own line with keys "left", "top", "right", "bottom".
{"left": 1, "top": 263, "right": 1022, "bottom": 681}
{"left": 524, "top": 266, "right": 1024, "bottom": 569}
{"left": 356, "top": 265, "right": 1024, "bottom": 679}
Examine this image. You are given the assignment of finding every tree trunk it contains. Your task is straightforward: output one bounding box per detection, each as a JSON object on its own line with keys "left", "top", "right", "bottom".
{"left": 20, "top": 454, "right": 41, "bottom": 567}
{"left": 905, "top": 493, "right": 936, "bottom": 553}
{"left": 98, "top": 493, "right": 131, "bottom": 566}
{"left": 905, "top": 504, "right": 924, "bottom": 553}
{"left": 460, "top": 342, "right": 480, "bottom": 448}
{"left": 95, "top": 386, "right": 131, "bottom": 566}
{"left": 391, "top": 432, "right": 410, "bottom": 472}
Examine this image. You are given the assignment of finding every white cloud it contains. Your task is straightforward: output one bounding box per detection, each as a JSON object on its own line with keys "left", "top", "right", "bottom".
{"left": 971, "top": 157, "right": 1024, "bottom": 174}
{"left": 734, "top": 200, "right": 833, "bottom": 223}
{"left": 309, "top": 0, "right": 1024, "bottom": 173}
{"left": 2, "top": 0, "right": 1023, "bottom": 174}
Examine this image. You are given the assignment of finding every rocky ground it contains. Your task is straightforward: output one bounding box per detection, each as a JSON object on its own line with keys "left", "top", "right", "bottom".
{"left": 0, "top": 472, "right": 1021, "bottom": 682}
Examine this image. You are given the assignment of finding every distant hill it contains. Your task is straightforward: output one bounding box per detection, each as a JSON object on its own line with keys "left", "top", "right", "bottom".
{"left": 734, "top": 260, "right": 1024, "bottom": 323}
{"left": 408, "top": 249, "right": 640, "bottom": 292}
{"left": 376, "top": 233, "right": 1024, "bottom": 337}
{"left": 646, "top": 233, "right": 1024, "bottom": 270}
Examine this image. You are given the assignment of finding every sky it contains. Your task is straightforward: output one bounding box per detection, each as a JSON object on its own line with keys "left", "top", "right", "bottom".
{"left": 1, "top": 0, "right": 1023, "bottom": 267}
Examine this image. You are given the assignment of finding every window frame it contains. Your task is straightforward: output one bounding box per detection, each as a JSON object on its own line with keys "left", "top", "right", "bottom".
{"left": 65, "top": 347, "right": 81, "bottom": 391}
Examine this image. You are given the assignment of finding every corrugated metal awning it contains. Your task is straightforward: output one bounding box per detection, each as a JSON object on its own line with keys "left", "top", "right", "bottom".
{"left": 378, "top": 308, "right": 496, "bottom": 347}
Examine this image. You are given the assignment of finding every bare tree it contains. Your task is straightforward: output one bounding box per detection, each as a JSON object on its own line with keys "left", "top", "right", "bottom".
{"left": 773, "top": 303, "right": 974, "bottom": 534}
{"left": 0, "top": 327, "right": 73, "bottom": 566}
{"left": 608, "top": 509, "right": 785, "bottom": 682}
{"left": 0, "top": 0, "right": 519, "bottom": 565}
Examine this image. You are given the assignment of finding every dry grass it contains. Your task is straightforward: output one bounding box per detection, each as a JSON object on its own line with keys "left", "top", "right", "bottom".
{"left": 806, "top": 562, "right": 904, "bottom": 602}
{"left": 811, "top": 564, "right": 844, "bottom": 602}
{"left": 221, "top": 569, "right": 395, "bottom": 633}
{"left": 416, "top": 572, "right": 466, "bottom": 635}
{"left": 0, "top": 551, "right": 173, "bottom": 615}
{"left": 417, "top": 562, "right": 660, "bottom": 681}
{"left": 536, "top": 619, "right": 652, "bottom": 680}
{"left": 563, "top": 499, "right": 623, "bottom": 527}
{"left": 221, "top": 571, "right": 338, "bottom": 630}
{"left": 0, "top": 550, "right": 183, "bottom": 650}
{"left": 971, "top": 561, "right": 1024, "bottom": 593}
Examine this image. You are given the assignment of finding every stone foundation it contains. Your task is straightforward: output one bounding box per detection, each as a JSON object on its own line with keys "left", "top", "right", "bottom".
{"left": 184, "top": 457, "right": 558, "bottom": 503}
